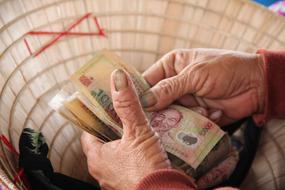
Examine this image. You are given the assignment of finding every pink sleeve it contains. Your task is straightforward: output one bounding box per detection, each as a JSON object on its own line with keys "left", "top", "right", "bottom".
{"left": 254, "top": 49, "right": 285, "bottom": 125}
{"left": 134, "top": 169, "right": 197, "bottom": 190}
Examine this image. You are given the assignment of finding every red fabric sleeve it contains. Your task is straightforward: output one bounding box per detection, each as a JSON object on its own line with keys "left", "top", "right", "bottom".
{"left": 134, "top": 169, "right": 197, "bottom": 190}
{"left": 255, "top": 49, "right": 285, "bottom": 125}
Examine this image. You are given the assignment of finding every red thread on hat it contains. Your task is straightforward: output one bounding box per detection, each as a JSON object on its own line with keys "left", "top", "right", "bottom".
{"left": 0, "top": 135, "right": 18, "bottom": 155}
{"left": 24, "top": 38, "right": 32, "bottom": 56}
{"left": 0, "top": 135, "right": 31, "bottom": 189}
{"left": 24, "top": 13, "right": 106, "bottom": 57}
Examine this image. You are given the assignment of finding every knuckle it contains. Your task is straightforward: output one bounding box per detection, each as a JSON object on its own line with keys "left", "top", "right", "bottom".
{"left": 164, "top": 49, "right": 181, "bottom": 62}
{"left": 168, "top": 48, "right": 184, "bottom": 55}
{"left": 167, "top": 49, "right": 179, "bottom": 56}
{"left": 156, "top": 75, "right": 186, "bottom": 98}
{"left": 157, "top": 80, "right": 176, "bottom": 96}
{"left": 114, "top": 97, "right": 147, "bottom": 126}
{"left": 188, "top": 63, "right": 208, "bottom": 86}
{"left": 129, "top": 117, "right": 149, "bottom": 135}
{"left": 170, "top": 48, "right": 193, "bottom": 58}
{"left": 140, "top": 126, "right": 156, "bottom": 138}
{"left": 114, "top": 97, "right": 136, "bottom": 111}
{"left": 190, "top": 63, "right": 206, "bottom": 73}
{"left": 114, "top": 98, "right": 140, "bottom": 116}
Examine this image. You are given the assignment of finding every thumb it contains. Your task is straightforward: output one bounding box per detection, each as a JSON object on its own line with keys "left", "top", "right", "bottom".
{"left": 141, "top": 73, "right": 194, "bottom": 111}
{"left": 111, "top": 69, "right": 150, "bottom": 139}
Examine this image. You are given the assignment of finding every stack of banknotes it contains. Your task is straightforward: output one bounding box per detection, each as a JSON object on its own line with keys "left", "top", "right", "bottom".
{"left": 49, "top": 49, "right": 233, "bottom": 179}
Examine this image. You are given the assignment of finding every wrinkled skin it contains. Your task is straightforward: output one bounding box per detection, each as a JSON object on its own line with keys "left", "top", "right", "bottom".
{"left": 81, "top": 69, "right": 171, "bottom": 190}
{"left": 142, "top": 48, "right": 265, "bottom": 126}
{"left": 81, "top": 48, "right": 264, "bottom": 190}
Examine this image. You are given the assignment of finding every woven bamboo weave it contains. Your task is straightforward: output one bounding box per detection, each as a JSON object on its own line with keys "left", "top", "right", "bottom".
{"left": 0, "top": 0, "right": 284, "bottom": 189}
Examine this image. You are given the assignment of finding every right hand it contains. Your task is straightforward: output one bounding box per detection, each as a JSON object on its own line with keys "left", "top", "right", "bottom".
{"left": 141, "top": 49, "right": 265, "bottom": 126}
{"left": 81, "top": 69, "right": 171, "bottom": 190}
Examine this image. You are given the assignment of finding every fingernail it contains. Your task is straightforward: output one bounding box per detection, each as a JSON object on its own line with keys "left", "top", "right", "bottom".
{"left": 114, "top": 69, "right": 128, "bottom": 91}
{"left": 210, "top": 110, "right": 222, "bottom": 121}
{"left": 140, "top": 91, "right": 157, "bottom": 108}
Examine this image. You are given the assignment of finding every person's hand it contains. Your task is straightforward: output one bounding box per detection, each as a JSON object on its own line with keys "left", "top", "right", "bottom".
{"left": 141, "top": 48, "right": 265, "bottom": 126}
{"left": 81, "top": 69, "right": 171, "bottom": 190}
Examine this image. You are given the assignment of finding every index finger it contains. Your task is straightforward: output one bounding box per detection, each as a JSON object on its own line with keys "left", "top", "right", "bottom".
{"left": 142, "top": 49, "right": 192, "bottom": 85}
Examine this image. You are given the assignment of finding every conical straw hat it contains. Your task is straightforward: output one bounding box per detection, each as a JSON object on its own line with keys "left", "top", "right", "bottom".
{"left": 0, "top": 0, "right": 284, "bottom": 189}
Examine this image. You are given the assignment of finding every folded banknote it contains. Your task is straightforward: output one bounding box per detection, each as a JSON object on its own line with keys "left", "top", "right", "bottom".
{"left": 68, "top": 49, "right": 226, "bottom": 170}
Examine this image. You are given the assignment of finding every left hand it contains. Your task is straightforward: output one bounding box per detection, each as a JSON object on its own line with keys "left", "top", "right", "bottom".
{"left": 81, "top": 69, "right": 171, "bottom": 190}
{"left": 141, "top": 49, "right": 265, "bottom": 126}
